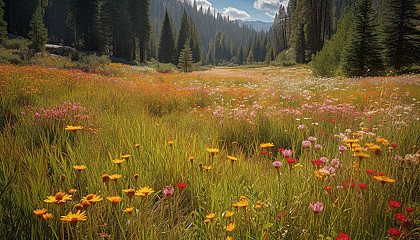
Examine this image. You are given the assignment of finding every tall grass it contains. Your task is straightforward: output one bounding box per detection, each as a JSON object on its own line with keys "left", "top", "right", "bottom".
{"left": 0, "top": 63, "right": 419, "bottom": 239}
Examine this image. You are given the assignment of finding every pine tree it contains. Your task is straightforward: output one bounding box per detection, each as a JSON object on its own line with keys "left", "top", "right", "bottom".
{"left": 176, "top": 9, "right": 190, "bottom": 64}
{"left": 382, "top": 0, "right": 420, "bottom": 71}
{"left": 295, "top": 23, "right": 306, "bottom": 63}
{"left": 158, "top": 9, "right": 176, "bottom": 63}
{"left": 139, "top": 0, "right": 151, "bottom": 63}
{"left": 247, "top": 50, "right": 254, "bottom": 64}
{"left": 178, "top": 41, "right": 193, "bottom": 72}
{"left": 28, "top": 4, "right": 48, "bottom": 52}
{"left": 237, "top": 46, "right": 244, "bottom": 65}
{"left": 343, "top": 0, "right": 384, "bottom": 76}
{"left": 0, "top": 0, "right": 7, "bottom": 45}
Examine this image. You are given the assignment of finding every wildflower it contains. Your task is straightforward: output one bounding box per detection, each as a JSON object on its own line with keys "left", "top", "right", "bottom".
{"left": 65, "top": 126, "right": 83, "bottom": 133}
{"left": 74, "top": 203, "right": 84, "bottom": 211}
{"left": 261, "top": 150, "right": 268, "bottom": 155}
{"left": 134, "top": 143, "right": 140, "bottom": 148}
{"left": 73, "top": 165, "right": 87, "bottom": 173}
{"left": 112, "top": 159, "right": 125, "bottom": 167}
{"left": 388, "top": 201, "right": 401, "bottom": 211}
{"left": 106, "top": 196, "right": 123, "bottom": 206}
{"left": 339, "top": 146, "right": 347, "bottom": 152}
{"left": 366, "top": 169, "right": 374, "bottom": 175}
{"left": 163, "top": 186, "right": 174, "bottom": 196}
{"left": 42, "top": 213, "right": 53, "bottom": 220}
{"left": 358, "top": 183, "right": 367, "bottom": 190}
{"left": 61, "top": 210, "right": 87, "bottom": 226}
{"left": 388, "top": 228, "right": 402, "bottom": 238}
{"left": 133, "top": 174, "right": 139, "bottom": 181}
{"left": 282, "top": 149, "right": 292, "bottom": 157}
{"left": 206, "top": 213, "right": 216, "bottom": 219}
{"left": 277, "top": 148, "right": 284, "bottom": 153}
{"left": 259, "top": 143, "right": 274, "bottom": 149}
{"left": 320, "top": 157, "right": 328, "bottom": 163}
{"left": 272, "top": 161, "right": 282, "bottom": 169}
{"left": 293, "top": 163, "right": 303, "bottom": 168}
{"left": 308, "top": 136, "right": 316, "bottom": 142}
{"left": 309, "top": 202, "right": 323, "bottom": 214}
{"left": 81, "top": 200, "right": 91, "bottom": 209}
{"left": 204, "top": 219, "right": 210, "bottom": 224}
{"left": 315, "top": 170, "right": 325, "bottom": 179}
{"left": 277, "top": 211, "right": 287, "bottom": 219}
{"left": 44, "top": 192, "right": 72, "bottom": 204}
{"left": 135, "top": 186, "right": 154, "bottom": 197}
{"left": 225, "top": 211, "right": 234, "bottom": 218}
{"left": 395, "top": 213, "right": 407, "bottom": 222}
{"left": 188, "top": 156, "right": 194, "bottom": 163}
{"left": 325, "top": 186, "right": 332, "bottom": 193}
{"left": 206, "top": 148, "right": 219, "bottom": 156}
{"left": 102, "top": 174, "right": 111, "bottom": 184}
{"left": 122, "top": 189, "right": 136, "bottom": 199}
{"left": 33, "top": 208, "right": 48, "bottom": 218}
{"left": 69, "top": 189, "right": 77, "bottom": 195}
{"left": 168, "top": 141, "right": 174, "bottom": 146}
{"left": 110, "top": 174, "right": 122, "bottom": 182}
{"left": 203, "top": 165, "right": 212, "bottom": 171}
{"left": 315, "top": 144, "right": 322, "bottom": 150}
{"left": 302, "top": 141, "right": 311, "bottom": 148}
{"left": 336, "top": 233, "right": 350, "bottom": 240}
{"left": 298, "top": 124, "right": 305, "bottom": 130}
{"left": 233, "top": 198, "right": 248, "bottom": 209}
{"left": 405, "top": 207, "right": 413, "bottom": 213}
{"left": 124, "top": 207, "right": 134, "bottom": 215}
{"left": 177, "top": 182, "right": 186, "bottom": 189}
{"left": 226, "top": 222, "right": 236, "bottom": 232}
{"left": 373, "top": 175, "right": 396, "bottom": 184}
{"left": 391, "top": 143, "right": 398, "bottom": 148}
{"left": 121, "top": 154, "right": 131, "bottom": 160}
{"left": 286, "top": 158, "right": 295, "bottom": 164}
{"left": 227, "top": 156, "right": 238, "bottom": 162}
{"left": 355, "top": 152, "right": 370, "bottom": 160}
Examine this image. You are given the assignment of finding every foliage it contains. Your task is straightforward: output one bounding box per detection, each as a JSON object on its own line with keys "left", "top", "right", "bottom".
{"left": 178, "top": 41, "right": 193, "bottom": 73}
{"left": 158, "top": 9, "right": 176, "bottom": 64}
{"left": 28, "top": 4, "right": 47, "bottom": 52}
{"left": 0, "top": 0, "right": 7, "bottom": 45}
{"left": 0, "top": 48, "right": 21, "bottom": 64}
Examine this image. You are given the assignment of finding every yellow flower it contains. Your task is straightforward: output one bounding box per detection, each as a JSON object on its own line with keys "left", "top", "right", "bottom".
{"left": 206, "top": 148, "right": 220, "bottom": 156}
{"left": 352, "top": 147, "right": 364, "bottom": 152}
{"left": 135, "top": 186, "right": 154, "bottom": 197}
{"left": 61, "top": 210, "right": 87, "bottom": 226}
{"left": 73, "top": 165, "right": 87, "bottom": 172}
{"left": 225, "top": 211, "right": 234, "bottom": 218}
{"left": 121, "top": 154, "right": 131, "bottom": 160}
{"left": 33, "top": 208, "right": 48, "bottom": 218}
{"left": 188, "top": 156, "right": 195, "bottom": 162}
{"left": 373, "top": 175, "right": 396, "bottom": 184}
{"left": 259, "top": 143, "right": 274, "bottom": 148}
{"left": 376, "top": 137, "right": 386, "bottom": 143}
{"left": 124, "top": 207, "right": 134, "bottom": 214}
{"left": 226, "top": 222, "right": 236, "bottom": 232}
{"left": 42, "top": 213, "right": 53, "bottom": 220}
{"left": 314, "top": 170, "right": 325, "bottom": 179}
{"left": 69, "top": 189, "right": 77, "bottom": 195}
{"left": 233, "top": 198, "right": 248, "bottom": 209}
{"left": 255, "top": 205, "right": 262, "bottom": 210}
{"left": 344, "top": 139, "right": 359, "bottom": 143}
{"left": 206, "top": 213, "right": 216, "bottom": 219}
{"left": 81, "top": 200, "right": 91, "bottom": 209}
{"left": 204, "top": 219, "right": 210, "bottom": 224}
{"left": 122, "top": 189, "right": 136, "bottom": 199}
{"left": 44, "top": 192, "right": 72, "bottom": 204}
{"left": 226, "top": 237, "right": 233, "bottom": 240}
{"left": 65, "top": 126, "right": 83, "bottom": 133}
{"left": 102, "top": 174, "right": 111, "bottom": 184}
{"left": 112, "top": 159, "right": 125, "bottom": 167}
{"left": 352, "top": 132, "right": 360, "bottom": 137}
{"left": 256, "top": 201, "right": 265, "bottom": 206}
{"left": 134, "top": 143, "right": 140, "bottom": 148}
{"left": 293, "top": 163, "right": 303, "bottom": 168}
{"left": 81, "top": 194, "right": 103, "bottom": 204}
{"left": 365, "top": 143, "right": 375, "bottom": 147}
{"left": 227, "top": 156, "right": 238, "bottom": 162}
{"left": 106, "top": 196, "right": 123, "bottom": 206}
{"left": 203, "top": 165, "right": 212, "bottom": 171}
{"left": 168, "top": 141, "right": 174, "bottom": 146}
{"left": 355, "top": 152, "right": 370, "bottom": 160}
{"left": 110, "top": 174, "right": 122, "bottom": 182}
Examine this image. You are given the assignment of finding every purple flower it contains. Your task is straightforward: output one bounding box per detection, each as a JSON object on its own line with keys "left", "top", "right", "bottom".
{"left": 315, "top": 144, "right": 322, "bottom": 150}
{"left": 163, "top": 186, "right": 174, "bottom": 196}
{"left": 339, "top": 146, "right": 347, "bottom": 152}
{"left": 302, "top": 140, "right": 311, "bottom": 148}
{"left": 320, "top": 157, "right": 328, "bottom": 163}
{"left": 272, "top": 161, "right": 282, "bottom": 169}
{"left": 282, "top": 149, "right": 292, "bottom": 157}
{"left": 298, "top": 124, "right": 305, "bottom": 130}
{"left": 308, "top": 136, "right": 317, "bottom": 142}
{"left": 331, "top": 158, "right": 340, "bottom": 165}
{"left": 309, "top": 202, "right": 323, "bottom": 214}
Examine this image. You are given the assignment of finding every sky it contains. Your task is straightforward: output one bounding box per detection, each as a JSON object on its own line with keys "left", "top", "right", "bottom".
{"left": 189, "top": 0, "right": 289, "bottom": 22}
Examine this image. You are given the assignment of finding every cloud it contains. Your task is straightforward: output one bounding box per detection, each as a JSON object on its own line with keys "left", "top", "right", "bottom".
{"left": 221, "top": 7, "right": 251, "bottom": 20}
{"left": 265, "top": 12, "right": 276, "bottom": 19}
{"left": 189, "top": 0, "right": 213, "bottom": 11}
{"left": 254, "top": 0, "right": 281, "bottom": 13}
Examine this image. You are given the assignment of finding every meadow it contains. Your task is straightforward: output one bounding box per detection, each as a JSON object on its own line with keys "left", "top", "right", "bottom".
{"left": 0, "top": 63, "right": 419, "bottom": 239}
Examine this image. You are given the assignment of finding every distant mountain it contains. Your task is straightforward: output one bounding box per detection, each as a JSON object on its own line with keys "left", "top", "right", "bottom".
{"left": 242, "top": 21, "right": 273, "bottom": 32}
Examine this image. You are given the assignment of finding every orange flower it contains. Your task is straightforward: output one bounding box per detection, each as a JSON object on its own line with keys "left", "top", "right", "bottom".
{"left": 206, "top": 213, "right": 216, "bottom": 219}
{"left": 121, "top": 154, "right": 131, "bottom": 160}
{"left": 102, "top": 174, "right": 111, "bottom": 184}
{"left": 42, "top": 213, "right": 53, "bottom": 220}
{"left": 81, "top": 194, "right": 103, "bottom": 204}
{"left": 122, "top": 189, "right": 136, "bottom": 199}
{"left": 112, "top": 159, "right": 125, "bottom": 167}
{"left": 69, "top": 189, "right": 77, "bottom": 195}
{"left": 73, "top": 165, "right": 87, "bottom": 172}
{"left": 373, "top": 175, "right": 396, "bottom": 184}
{"left": 124, "top": 207, "right": 134, "bottom": 214}
{"left": 33, "top": 208, "right": 48, "bottom": 218}
{"left": 110, "top": 174, "right": 122, "bottom": 182}
{"left": 65, "top": 126, "right": 83, "bottom": 133}
{"left": 61, "top": 210, "right": 87, "bottom": 226}
{"left": 44, "top": 192, "right": 72, "bottom": 204}
{"left": 106, "top": 196, "right": 123, "bottom": 206}
{"left": 135, "top": 186, "right": 154, "bottom": 198}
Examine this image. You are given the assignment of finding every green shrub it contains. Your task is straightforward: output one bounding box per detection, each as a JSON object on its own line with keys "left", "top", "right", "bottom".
{"left": 0, "top": 48, "right": 22, "bottom": 64}
{"left": 3, "top": 39, "right": 30, "bottom": 51}
{"left": 78, "top": 54, "right": 111, "bottom": 67}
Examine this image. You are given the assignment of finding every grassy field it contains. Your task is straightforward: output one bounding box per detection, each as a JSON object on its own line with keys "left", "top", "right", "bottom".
{"left": 0, "top": 63, "right": 419, "bottom": 239}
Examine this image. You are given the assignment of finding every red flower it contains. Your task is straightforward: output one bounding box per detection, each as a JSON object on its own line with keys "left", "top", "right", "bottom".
{"left": 366, "top": 169, "right": 375, "bottom": 175}
{"left": 331, "top": 120, "right": 336, "bottom": 123}
{"left": 336, "top": 233, "right": 350, "bottom": 240}
{"left": 286, "top": 158, "right": 295, "bottom": 164}
{"left": 311, "top": 160, "right": 322, "bottom": 165}
{"left": 388, "top": 227, "right": 402, "bottom": 237}
{"left": 345, "top": 179, "right": 351, "bottom": 183}
{"left": 324, "top": 186, "right": 332, "bottom": 192}
{"left": 277, "top": 148, "right": 284, "bottom": 152}
{"left": 391, "top": 143, "right": 398, "bottom": 147}
{"left": 388, "top": 201, "right": 401, "bottom": 210}
{"left": 358, "top": 183, "right": 367, "bottom": 190}
{"left": 395, "top": 213, "right": 407, "bottom": 222}
{"left": 350, "top": 183, "right": 356, "bottom": 188}
{"left": 277, "top": 211, "right": 286, "bottom": 219}
{"left": 177, "top": 182, "right": 186, "bottom": 189}
{"left": 319, "top": 131, "right": 326, "bottom": 135}
{"left": 376, "top": 172, "right": 385, "bottom": 176}
{"left": 322, "top": 117, "right": 327, "bottom": 120}
{"left": 405, "top": 207, "right": 413, "bottom": 213}
{"left": 261, "top": 150, "right": 268, "bottom": 155}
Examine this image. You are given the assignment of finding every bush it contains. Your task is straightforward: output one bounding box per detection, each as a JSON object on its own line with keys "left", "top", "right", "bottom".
{"left": 0, "top": 48, "right": 22, "bottom": 64}
{"left": 3, "top": 39, "right": 30, "bottom": 51}
{"left": 29, "top": 52, "right": 72, "bottom": 68}
{"left": 270, "top": 50, "right": 296, "bottom": 67}
{"left": 78, "top": 55, "right": 111, "bottom": 67}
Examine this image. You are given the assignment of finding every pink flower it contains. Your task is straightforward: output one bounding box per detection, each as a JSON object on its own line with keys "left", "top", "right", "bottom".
{"left": 320, "top": 157, "right": 328, "bottom": 163}
{"left": 298, "top": 124, "right": 305, "bottom": 130}
{"left": 308, "top": 136, "right": 316, "bottom": 142}
{"left": 163, "top": 186, "right": 174, "bottom": 196}
{"left": 336, "top": 233, "right": 350, "bottom": 240}
{"left": 277, "top": 211, "right": 286, "bottom": 219}
{"left": 177, "top": 182, "right": 186, "bottom": 189}
{"left": 339, "top": 146, "right": 347, "bottom": 152}
{"left": 309, "top": 202, "right": 323, "bottom": 214}
{"left": 272, "top": 161, "right": 282, "bottom": 169}
{"left": 324, "top": 186, "right": 332, "bottom": 192}
{"left": 302, "top": 141, "right": 311, "bottom": 148}
{"left": 282, "top": 149, "right": 292, "bottom": 157}
{"left": 331, "top": 120, "right": 336, "bottom": 123}
{"left": 315, "top": 144, "right": 322, "bottom": 150}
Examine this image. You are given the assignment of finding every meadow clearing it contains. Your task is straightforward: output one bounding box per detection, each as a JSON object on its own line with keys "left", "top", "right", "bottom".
{"left": 0, "top": 63, "right": 419, "bottom": 239}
